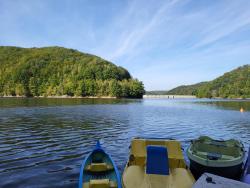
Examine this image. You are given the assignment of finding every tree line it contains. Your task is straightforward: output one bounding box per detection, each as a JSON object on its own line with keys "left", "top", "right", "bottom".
{"left": 167, "top": 65, "right": 250, "bottom": 99}
{"left": 0, "top": 46, "right": 145, "bottom": 98}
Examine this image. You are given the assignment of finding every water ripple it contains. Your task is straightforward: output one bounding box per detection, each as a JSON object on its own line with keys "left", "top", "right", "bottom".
{"left": 0, "top": 98, "right": 250, "bottom": 187}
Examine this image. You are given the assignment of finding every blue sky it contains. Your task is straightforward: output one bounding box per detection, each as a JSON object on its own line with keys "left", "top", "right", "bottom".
{"left": 1, "top": 0, "right": 250, "bottom": 90}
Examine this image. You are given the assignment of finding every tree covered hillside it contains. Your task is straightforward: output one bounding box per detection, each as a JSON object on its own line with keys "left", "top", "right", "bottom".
{"left": 167, "top": 82, "right": 207, "bottom": 95}
{"left": 0, "top": 46, "right": 145, "bottom": 98}
{"left": 167, "top": 65, "right": 250, "bottom": 98}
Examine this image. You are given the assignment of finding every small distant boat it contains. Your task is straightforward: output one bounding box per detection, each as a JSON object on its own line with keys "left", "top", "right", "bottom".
{"left": 242, "top": 147, "right": 250, "bottom": 184}
{"left": 79, "top": 141, "right": 121, "bottom": 188}
{"left": 187, "top": 136, "right": 245, "bottom": 179}
{"left": 122, "top": 137, "right": 195, "bottom": 188}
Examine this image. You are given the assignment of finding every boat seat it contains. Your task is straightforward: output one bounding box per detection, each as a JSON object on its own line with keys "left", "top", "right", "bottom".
{"left": 146, "top": 145, "right": 169, "bottom": 175}
{"left": 85, "top": 162, "right": 113, "bottom": 172}
{"left": 207, "top": 152, "right": 222, "bottom": 160}
{"left": 82, "top": 179, "right": 117, "bottom": 188}
{"left": 210, "top": 140, "right": 227, "bottom": 147}
{"left": 130, "top": 139, "right": 186, "bottom": 168}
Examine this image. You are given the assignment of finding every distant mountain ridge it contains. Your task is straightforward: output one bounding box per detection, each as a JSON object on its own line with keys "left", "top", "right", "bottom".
{"left": 167, "top": 65, "right": 250, "bottom": 98}
{"left": 0, "top": 46, "right": 145, "bottom": 98}
{"left": 167, "top": 82, "right": 207, "bottom": 96}
{"left": 145, "top": 90, "right": 168, "bottom": 95}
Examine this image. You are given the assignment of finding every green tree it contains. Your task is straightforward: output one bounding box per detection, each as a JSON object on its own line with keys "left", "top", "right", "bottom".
{"left": 109, "top": 80, "right": 122, "bottom": 97}
{"left": 0, "top": 46, "right": 145, "bottom": 98}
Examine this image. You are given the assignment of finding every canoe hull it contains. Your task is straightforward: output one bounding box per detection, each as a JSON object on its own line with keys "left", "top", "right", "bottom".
{"left": 79, "top": 141, "right": 121, "bottom": 188}
{"left": 190, "top": 159, "right": 243, "bottom": 180}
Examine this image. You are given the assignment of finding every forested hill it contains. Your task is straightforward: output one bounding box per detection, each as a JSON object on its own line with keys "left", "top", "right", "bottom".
{"left": 0, "top": 46, "right": 145, "bottom": 98}
{"left": 145, "top": 90, "right": 168, "bottom": 95}
{"left": 167, "top": 65, "right": 250, "bottom": 98}
{"left": 167, "top": 82, "right": 207, "bottom": 95}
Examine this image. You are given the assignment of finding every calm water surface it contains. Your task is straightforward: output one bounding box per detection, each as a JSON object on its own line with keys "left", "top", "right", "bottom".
{"left": 0, "top": 98, "right": 250, "bottom": 187}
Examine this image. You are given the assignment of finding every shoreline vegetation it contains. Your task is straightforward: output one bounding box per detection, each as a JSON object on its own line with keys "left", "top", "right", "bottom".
{"left": 1, "top": 95, "right": 250, "bottom": 100}
{"left": 143, "top": 95, "right": 250, "bottom": 100}
{"left": 0, "top": 46, "right": 145, "bottom": 99}
{"left": 0, "top": 95, "right": 117, "bottom": 99}
{"left": 149, "top": 65, "right": 250, "bottom": 99}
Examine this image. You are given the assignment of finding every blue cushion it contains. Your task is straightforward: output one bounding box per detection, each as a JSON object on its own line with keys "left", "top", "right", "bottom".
{"left": 146, "top": 145, "right": 169, "bottom": 175}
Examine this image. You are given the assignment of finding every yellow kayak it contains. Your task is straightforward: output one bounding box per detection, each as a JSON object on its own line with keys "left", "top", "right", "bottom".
{"left": 122, "top": 138, "right": 195, "bottom": 188}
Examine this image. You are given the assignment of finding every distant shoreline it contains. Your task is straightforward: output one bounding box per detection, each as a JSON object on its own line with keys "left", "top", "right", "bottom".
{"left": 144, "top": 94, "right": 250, "bottom": 100}
{"left": 143, "top": 95, "right": 250, "bottom": 100}
{"left": 0, "top": 95, "right": 249, "bottom": 100}
{"left": 143, "top": 95, "right": 196, "bottom": 99}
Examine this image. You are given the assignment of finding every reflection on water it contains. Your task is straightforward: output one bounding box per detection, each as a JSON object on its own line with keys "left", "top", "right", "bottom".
{"left": 194, "top": 99, "right": 250, "bottom": 111}
{"left": 0, "top": 98, "right": 138, "bottom": 107}
{"left": 0, "top": 98, "right": 250, "bottom": 187}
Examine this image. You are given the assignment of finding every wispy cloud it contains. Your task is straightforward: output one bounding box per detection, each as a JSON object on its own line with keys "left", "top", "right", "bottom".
{"left": 189, "top": 1, "right": 250, "bottom": 49}
{"left": 107, "top": 0, "right": 181, "bottom": 61}
{"left": 95, "top": 0, "right": 250, "bottom": 65}
{"left": 1, "top": 0, "right": 250, "bottom": 90}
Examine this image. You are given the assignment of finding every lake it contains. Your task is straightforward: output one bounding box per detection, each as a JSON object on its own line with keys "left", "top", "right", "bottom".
{"left": 0, "top": 98, "right": 250, "bottom": 188}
